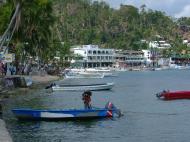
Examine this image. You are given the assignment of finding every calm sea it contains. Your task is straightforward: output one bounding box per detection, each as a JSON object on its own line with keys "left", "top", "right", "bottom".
{"left": 3, "top": 70, "right": 190, "bottom": 142}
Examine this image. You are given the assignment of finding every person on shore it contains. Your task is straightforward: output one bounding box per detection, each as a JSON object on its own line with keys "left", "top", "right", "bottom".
{"left": 82, "top": 90, "right": 92, "bottom": 109}
{"left": 0, "top": 61, "right": 3, "bottom": 76}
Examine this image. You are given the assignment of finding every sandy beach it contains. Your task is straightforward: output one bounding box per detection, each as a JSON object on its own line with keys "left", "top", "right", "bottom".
{"left": 31, "top": 75, "right": 60, "bottom": 84}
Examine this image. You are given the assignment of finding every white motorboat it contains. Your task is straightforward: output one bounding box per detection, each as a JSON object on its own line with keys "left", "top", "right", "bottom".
{"left": 65, "top": 72, "right": 104, "bottom": 79}
{"left": 51, "top": 82, "right": 114, "bottom": 91}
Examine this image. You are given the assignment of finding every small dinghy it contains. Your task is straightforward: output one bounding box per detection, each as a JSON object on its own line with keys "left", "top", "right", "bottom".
{"left": 46, "top": 82, "right": 114, "bottom": 91}
{"left": 156, "top": 90, "right": 190, "bottom": 100}
{"left": 12, "top": 102, "right": 122, "bottom": 121}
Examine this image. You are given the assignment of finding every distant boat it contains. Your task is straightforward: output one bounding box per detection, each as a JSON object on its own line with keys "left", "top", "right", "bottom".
{"left": 102, "top": 72, "right": 118, "bottom": 77}
{"left": 51, "top": 82, "right": 114, "bottom": 91}
{"left": 156, "top": 90, "right": 190, "bottom": 100}
{"left": 85, "top": 68, "right": 117, "bottom": 77}
{"left": 65, "top": 72, "right": 104, "bottom": 79}
{"left": 12, "top": 102, "right": 121, "bottom": 121}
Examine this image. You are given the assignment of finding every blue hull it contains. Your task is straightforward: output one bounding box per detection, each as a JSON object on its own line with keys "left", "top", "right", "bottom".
{"left": 12, "top": 108, "right": 115, "bottom": 120}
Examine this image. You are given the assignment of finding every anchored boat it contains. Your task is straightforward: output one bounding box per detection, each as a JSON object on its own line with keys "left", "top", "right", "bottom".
{"left": 50, "top": 82, "right": 114, "bottom": 91}
{"left": 12, "top": 102, "right": 121, "bottom": 121}
{"left": 156, "top": 90, "right": 190, "bottom": 100}
{"left": 65, "top": 72, "right": 104, "bottom": 79}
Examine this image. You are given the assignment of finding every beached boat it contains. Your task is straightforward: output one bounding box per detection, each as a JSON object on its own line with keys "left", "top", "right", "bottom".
{"left": 156, "top": 90, "right": 190, "bottom": 100}
{"left": 12, "top": 102, "right": 121, "bottom": 120}
{"left": 51, "top": 82, "right": 114, "bottom": 91}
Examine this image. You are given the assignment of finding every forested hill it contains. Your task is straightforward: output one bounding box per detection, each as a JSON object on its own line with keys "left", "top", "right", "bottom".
{"left": 1, "top": 0, "right": 190, "bottom": 61}
{"left": 53, "top": 0, "right": 190, "bottom": 50}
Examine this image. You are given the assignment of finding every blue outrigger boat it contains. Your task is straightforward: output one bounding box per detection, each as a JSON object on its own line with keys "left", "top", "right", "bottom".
{"left": 12, "top": 102, "right": 121, "bottom": 121}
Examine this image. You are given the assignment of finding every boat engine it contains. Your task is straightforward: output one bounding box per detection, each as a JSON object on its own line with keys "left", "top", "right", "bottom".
{"left": 156, "top": 92, "right": 162, "bottom": 98}
{"left": 105, "top": 102, "right": 122, "bottom": 117}
{"left": 45, "top": 83, "right": 56, "bottom": 89}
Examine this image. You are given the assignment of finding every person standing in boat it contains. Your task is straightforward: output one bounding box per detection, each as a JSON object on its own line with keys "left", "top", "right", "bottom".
{"left": 82, "top": 90, "right": 92, "bottom": 109}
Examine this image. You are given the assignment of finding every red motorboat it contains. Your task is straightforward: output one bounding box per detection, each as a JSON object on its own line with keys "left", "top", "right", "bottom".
{"left": 156, "top": 90, "right": 190, "bottom": 100}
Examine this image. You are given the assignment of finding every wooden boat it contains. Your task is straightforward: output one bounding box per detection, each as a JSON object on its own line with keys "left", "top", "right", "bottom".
{"left": 156, "top": 90, "right": 190, "bottom": 100}
{"left": 12, "top": 102, "right": 121, "bottom": 120}
{"left": 51, "top": 82, "right": 114, "bottom": 91}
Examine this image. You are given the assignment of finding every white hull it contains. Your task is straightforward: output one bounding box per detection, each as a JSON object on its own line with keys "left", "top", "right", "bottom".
{"left": 52, "top": 82, "right": 114, "bottom": 91}
{"left": 103, "top": 72, "right": 118, "bottom": 77}
{"left": 65, "top": 73, "right": 104, "bottom": 79}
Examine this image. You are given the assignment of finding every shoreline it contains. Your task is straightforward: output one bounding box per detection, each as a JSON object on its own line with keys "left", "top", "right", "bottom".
{"left": 0, "top": 119, "right": 12, "bottom": 142}
{"left": 0, "top": 75, "right": 61, "bottom": 142}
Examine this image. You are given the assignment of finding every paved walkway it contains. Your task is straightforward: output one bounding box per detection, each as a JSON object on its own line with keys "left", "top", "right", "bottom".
{"left": 0, "top": 119, "right": 12, "bottom": 142}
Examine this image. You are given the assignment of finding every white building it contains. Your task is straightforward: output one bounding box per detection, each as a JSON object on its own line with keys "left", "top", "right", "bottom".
{"left": 114, "top": 50, "right": 144, "bottom": 68}
{"left": 149, "top": 40, "right": 171, "bottom": 49}
{"left": 71, "top": 45, "right": 115, "bottom": 68}
{"left": 183, "top": 39, "right": 190, "bottom": 47}
{"left": 142, "top": 50, "right": 152, "bottom": 65}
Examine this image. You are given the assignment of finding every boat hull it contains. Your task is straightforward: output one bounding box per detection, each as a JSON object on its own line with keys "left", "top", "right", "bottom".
{"left": 52, "top": 83, "right": 114, "bottom": 91}
{"left": 65, "top": 73, "right": 104, "bottom": 79}
{"left": 12, "top": 109, "right": 115, "bottom": 120}
{"left": 156, "top": 91, "right": 190, "bottom": 100}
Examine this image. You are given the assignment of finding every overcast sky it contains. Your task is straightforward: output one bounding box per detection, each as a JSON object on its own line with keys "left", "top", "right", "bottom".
{"left": 97, "top": 0, "right": 190, "bottom": 18}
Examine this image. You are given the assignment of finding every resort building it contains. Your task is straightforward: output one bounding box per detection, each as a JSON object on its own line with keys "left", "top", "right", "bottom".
{"left": 71, "top": 45, "right": 115, "bottom": 68}
{"left": 114, "top": 50, "right": 145, "bottom": 68}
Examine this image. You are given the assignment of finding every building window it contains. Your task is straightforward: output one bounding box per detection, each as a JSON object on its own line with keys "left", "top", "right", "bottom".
{"left": 88, "top": 51, "right": 92, "bottom": 54}
{"left": 93, "top": 50, "right": 96, "bottom": 54}
{"left": 88, "top": 56, "right": 92, "bottom": 60}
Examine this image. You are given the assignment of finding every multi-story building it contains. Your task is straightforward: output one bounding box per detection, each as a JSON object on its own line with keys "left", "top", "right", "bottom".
{"left": 71, "top": 45, "right": 115, "bottom": 68}
{"left": 114, "top": 50, "right": 145, "bottom": 68}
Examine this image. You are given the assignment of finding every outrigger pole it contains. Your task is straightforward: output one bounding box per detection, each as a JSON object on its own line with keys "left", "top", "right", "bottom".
{"left": 0, "top": 2, "right": 21, "bottom": 54}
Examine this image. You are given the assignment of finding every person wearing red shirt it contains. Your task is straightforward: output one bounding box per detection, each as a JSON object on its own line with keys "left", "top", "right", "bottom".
{"left": 82, "top": 90, "right": 92, "bottom": 109}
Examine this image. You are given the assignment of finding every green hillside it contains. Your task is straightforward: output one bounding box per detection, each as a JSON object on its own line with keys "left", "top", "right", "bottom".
{"left": 1, "top": 0, "right": 190, "bottom": 62}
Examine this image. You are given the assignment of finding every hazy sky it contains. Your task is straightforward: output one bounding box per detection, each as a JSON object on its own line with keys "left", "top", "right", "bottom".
{"left": 97, "top": 0, "right": 190, "bottom": 18}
